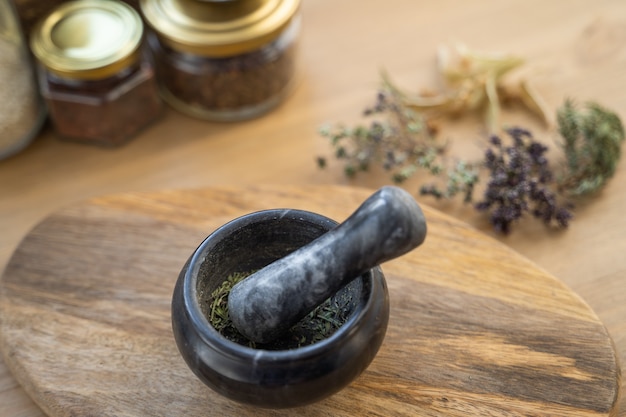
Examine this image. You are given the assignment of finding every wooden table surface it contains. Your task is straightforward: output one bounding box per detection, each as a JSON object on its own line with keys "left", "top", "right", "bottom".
{"left": 1, "top": 0, "right": 625, "bottom": 415}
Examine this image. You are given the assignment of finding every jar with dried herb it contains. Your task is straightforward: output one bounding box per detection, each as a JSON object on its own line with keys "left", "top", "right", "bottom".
{"left": 0, "top": 0, "right": 46, "bottom": 160}
{"left": 30, "top": 0, "right": 163, "bottom": 146}
{"left": 140, "top": 0, "right": 300, "bottom": 121}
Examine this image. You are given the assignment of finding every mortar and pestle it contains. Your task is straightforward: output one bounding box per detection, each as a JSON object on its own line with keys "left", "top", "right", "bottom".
{"left": 171, "top": 186, "right": 427, "bottom": 408}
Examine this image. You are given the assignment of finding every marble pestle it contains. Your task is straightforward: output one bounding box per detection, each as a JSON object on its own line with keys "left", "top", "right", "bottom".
{"left": 228, "top": 186, "right": 427, "bottom": 344}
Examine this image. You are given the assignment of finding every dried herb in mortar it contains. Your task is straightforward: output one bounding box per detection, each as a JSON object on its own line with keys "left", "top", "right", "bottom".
{"left": 208, "top": 271, "right": 354, "bottom": 350}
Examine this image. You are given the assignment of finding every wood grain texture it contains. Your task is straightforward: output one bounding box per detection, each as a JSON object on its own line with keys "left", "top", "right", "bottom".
{"left": 0, "top": 185, "right": 620, "bottom": 417}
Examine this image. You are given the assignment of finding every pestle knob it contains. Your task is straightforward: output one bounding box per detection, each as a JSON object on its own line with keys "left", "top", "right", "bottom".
{"left": 227, "top": 186, "right": 427, "bottom": 344}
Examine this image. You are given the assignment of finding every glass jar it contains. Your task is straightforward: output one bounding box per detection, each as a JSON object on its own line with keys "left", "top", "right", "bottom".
{"left": 30, "top": 0, "right": 163, "bottom": 146}
{"left": 11, "top": 1, "right": 141, "bottom": 40}
{"left": 0, "top": 0, "right": 46, "bottom": 160}
{"left": 141, "top": 0, "right": 301, "bottom": 121}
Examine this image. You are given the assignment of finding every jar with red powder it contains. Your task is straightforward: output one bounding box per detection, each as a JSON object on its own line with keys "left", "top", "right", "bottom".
{"left": 30, "top": 0, "right": 163, "bottom": 146}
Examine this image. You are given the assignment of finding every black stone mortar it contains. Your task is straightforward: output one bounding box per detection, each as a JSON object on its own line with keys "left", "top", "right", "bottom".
{"left": 171, "top": 209, "right": 389, "bottom": 408}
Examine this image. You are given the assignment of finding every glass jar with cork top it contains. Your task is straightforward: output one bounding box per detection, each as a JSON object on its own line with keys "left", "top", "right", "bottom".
{"left": 30, "top": 0, "right": 163, "bottom": 146}
{"left": 140, "top": 0, "right": 301, "bottom": 121}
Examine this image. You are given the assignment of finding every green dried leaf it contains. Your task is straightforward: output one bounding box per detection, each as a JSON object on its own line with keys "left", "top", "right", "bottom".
{"left": 557, "top": 100, "right": 625, "bottom": 196}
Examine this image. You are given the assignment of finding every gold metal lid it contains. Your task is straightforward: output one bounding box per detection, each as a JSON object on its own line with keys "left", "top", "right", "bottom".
{"left": 30, "top": 0, "right": 143, "bottom": 80}
{"left": 140, "top": 0, "right": 300, "bottom": 57}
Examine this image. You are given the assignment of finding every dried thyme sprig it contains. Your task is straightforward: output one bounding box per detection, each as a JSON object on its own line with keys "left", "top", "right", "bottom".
{"left": 317, "top": 87, "right": 444, "bottom": 183}
{"left": 419, "top": 160, "right": 480, "bottom": 203}
{"left": 556, "top": 100, "right": 625, "bottom": 197}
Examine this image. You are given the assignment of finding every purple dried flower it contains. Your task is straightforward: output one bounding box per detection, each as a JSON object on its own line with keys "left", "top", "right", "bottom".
{"left": 476, "top": 129, "right": 573, "bottom": 234}
{"left": 489, "top": 135, "right": 502, "bottom": 146}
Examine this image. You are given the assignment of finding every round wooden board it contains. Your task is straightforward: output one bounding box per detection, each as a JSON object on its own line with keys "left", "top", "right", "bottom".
{"left": 0, "top": 185, "right": 620, "bottom": 417}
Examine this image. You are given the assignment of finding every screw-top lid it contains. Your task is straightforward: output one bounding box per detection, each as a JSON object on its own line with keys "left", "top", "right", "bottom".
{"left": 30, "top": 0, "right": 143, "bottom": 80}
{"left": 140, "top": 0, "right": 300, "bottom": 57}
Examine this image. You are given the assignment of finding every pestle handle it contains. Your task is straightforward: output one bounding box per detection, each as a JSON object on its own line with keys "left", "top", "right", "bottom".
{"left": 228, "top": 186, "right": 427, "bottom": 343}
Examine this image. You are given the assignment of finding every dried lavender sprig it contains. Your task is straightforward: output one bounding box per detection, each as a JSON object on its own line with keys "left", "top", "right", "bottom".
{"left": 474, "top": 128, "right": 572, "bottom": 234}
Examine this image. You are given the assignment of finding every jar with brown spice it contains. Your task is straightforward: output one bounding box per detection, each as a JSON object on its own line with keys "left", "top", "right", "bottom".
{"left": 140, "top": 0, "right": 301, "bottom": 121}
{"left": 30, "top": 0, "right": 163, "bottom": 146}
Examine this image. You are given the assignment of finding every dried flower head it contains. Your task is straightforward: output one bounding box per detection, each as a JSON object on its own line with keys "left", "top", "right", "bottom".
{"left": 474, "top": 128, "right": 572, "bottom": 234}
{"left": 388, "top": 43, "right": 551, "bottom": 133}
